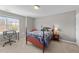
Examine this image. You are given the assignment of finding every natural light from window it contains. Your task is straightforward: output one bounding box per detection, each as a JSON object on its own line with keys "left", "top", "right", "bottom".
{"left": 0, "top": 16, "right": 19, "bottom": 33}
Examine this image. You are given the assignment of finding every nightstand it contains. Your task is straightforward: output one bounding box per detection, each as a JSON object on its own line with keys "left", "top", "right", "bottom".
{"left": 52, "top": 30, "right": 60, "bottom": 41}
{"left": 53, "top": 34, "right": 59, "bottom": 41}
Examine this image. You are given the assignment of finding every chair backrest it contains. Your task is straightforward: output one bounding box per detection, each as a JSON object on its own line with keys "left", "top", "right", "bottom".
{"left": 3, "top": 30, "right": 17, "bottom": 40}
{"left": 3, "top": 31, "right": 9, "bottom": 40}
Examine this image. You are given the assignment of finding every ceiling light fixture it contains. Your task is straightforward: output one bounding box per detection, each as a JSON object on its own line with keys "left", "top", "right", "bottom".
{"left": 33, "top": 5, "right": 40, "bottom": 10}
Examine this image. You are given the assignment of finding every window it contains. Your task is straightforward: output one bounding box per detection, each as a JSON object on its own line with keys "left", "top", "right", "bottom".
{"left": 0, "top": 16, "right": 19, "bottom": 33}
{"left": 7, "top": 18, "right": 19, "bottom": 32}
{"left": 0, "top": 17, "right": 6, "bottom": 32}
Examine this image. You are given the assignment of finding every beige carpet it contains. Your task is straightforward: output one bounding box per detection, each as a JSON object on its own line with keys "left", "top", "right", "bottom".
{"left": 0, "top": 39, "right": 79, "bottom": 53}
{"left": 45, "top": 41, "right": 79, "bottom": 53}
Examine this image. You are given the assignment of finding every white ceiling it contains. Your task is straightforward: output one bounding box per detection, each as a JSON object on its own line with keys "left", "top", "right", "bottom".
{"left": 0, "top": 5, "right": 79, "bottom": 17}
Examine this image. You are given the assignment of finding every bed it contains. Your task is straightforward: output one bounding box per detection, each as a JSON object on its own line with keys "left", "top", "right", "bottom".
{"left": 26, "top": 28, "right": 52, "bottom": 52}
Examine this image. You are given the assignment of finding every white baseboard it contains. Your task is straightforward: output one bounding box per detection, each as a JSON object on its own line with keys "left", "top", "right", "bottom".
{"left": 60, "top": 39, "right": 77, "bottom": 45}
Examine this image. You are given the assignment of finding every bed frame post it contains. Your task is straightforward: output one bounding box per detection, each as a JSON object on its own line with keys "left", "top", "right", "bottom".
{"left": 26, "top": 28, "right": 27, "bottom": 44}
{"left": 43, "top": 28, "right": 45, "bottom": 53}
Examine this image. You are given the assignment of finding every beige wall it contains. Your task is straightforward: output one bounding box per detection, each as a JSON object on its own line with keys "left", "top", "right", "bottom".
{"left": 27, "top": 17, "right": 35, "bottom": 32}
{"left": 35, "top": 11, "right": 76, "bottom": 42}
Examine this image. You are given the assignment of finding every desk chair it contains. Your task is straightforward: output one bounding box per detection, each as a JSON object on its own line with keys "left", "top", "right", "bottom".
{"left": 3, "top": 30, "right": 17, "bottom": 47}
